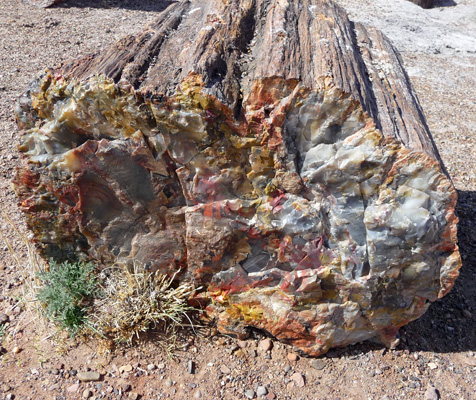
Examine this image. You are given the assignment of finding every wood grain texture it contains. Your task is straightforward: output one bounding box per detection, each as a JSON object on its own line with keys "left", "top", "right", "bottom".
{"left": 58, "top": 0, "right": 444, "bottom": 167}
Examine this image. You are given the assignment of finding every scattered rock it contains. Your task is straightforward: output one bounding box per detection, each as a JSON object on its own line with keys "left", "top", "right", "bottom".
{"left": 287, "top": 353, "right": 299, "bottom": 362}
{"left": 220, "top": 365, "right": 231, "bottom": 374}
{"left": 119, "top": 364, "right": 133, "bottom": 373}
{"left": 310, "top": 359, "right": 326, "bottom": 370}
{"left": 284, "top": 365, "right": 292, "bottom": 373}
{"left": 49, "top": 384, "right": 60, "bottom": 391}
{"left": 12, "top": 346, "right": 20, "bottom": 354}
{"left": 157, "top": 363, "right": 165, "bottom": 370}
{"left": 147, "top": 364, "right": 156, "bottom": 371}
{"left": 128, "top": 392, "right": 140, "bottom": 400}
{"left": 67, "top": 384, "right": 80, "bottom": 393}
{"left": 5, "top": 394, "right": 14, "bottom": 400}
{"left": 463, "top": 309, "right": 472, "bottom": 319}
{"left": 256, "top": 385, "right": 268, "bottom": 397}
{"left": 259, "top": 338, "right": 272, "bottom": 352}
{"left": 1, "top": 384, "right": 11, "bottom": 393}
{"left": 237, "top": 340, "right": 248, "bottom": 348}
{"left": 428, "top": 362, "right": 438, "bottom": 370}
{"left": 265, "top": 393, "right": 276, "bottom": 400}
{"left": 245, "top": 389, "right": 256, "bottom": 399}
{"left": 0, "top": 312, "right": 8, "bottom": 324}
{"left": 83, "top": 389, "right": 93, "bottom": 399}
{"left": 290, "top": 372, "right": 305, "bottom": 388}
{"left": 425, "top": 385, "right": 440, "bottom": 400}
{"left": 165, "top": 378, "right": 173, "bottom": 387}
{"left": 194, "top": 389, "right": 202, "bottom": 399}
{"left": 77, "top": 371, "right": 101, "bottom": 382}
{"left": 188, "top": 360, "right": 195, "bottom": 374}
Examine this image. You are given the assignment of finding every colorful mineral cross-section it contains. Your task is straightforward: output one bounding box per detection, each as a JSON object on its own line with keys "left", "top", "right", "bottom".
{"left": 14, "top": 0, "right": 461, "bottom": 356}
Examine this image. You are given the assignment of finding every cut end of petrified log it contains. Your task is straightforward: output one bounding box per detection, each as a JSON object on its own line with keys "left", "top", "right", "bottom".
{"left": 14, "top": 68, "right": 460, "bottom": 355}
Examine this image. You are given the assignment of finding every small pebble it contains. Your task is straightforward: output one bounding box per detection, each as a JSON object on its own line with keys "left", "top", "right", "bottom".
{"left": 188, "top": 360, "right": 195, "bottom": 374}
{"left": 128, "top": 393, "right": 139, "bottom": 400}
{"left": 0, "top": 312, "right": 8, "bottom": 324}
{"left": 220, "top": 365, "right": 231, "bottom": 374}
{"left": 147, "top": 364, "right": 156, "bottom": 371}
{"left": 428, "top": 362, "right": 438, "bottom": 370}
{"left": 290, "top": 372, "right": 305, "bottom": 388}
{"left": 83, "top": 389, "right": 93, "bottom": 399}
{"left": 258, "top": 338, "right": 272, "bottom": 352}
{"left": 287, "top": 353, "right": 298, "bottom": 362}
{"left": 12, "top": 346, "right": 21, "bottom": 354}
{"left": 67, "top": 384, "right": 80, "bottom": 393}
{"left": 310, "top": 359, "right": 326, "bottom": 370}
{"left": 245, "top": 389, "right": 256, "bottom": 399}
{"left": 425, "top": 385, "right": 439, "bottom": 400}
{"left": 194, "top": 389, "right": 202, "bottom": 399}
{"left": 77, "top": 371, "right": 101, "bottom": 382}
{"left": 256, "top": 385, "right": 268, "bottom": 397}
{"left": 165, "top": 378, "right": 173, "bottom": 387}
{"left": 119, "top": 364, "right": 133, "bottom": 373}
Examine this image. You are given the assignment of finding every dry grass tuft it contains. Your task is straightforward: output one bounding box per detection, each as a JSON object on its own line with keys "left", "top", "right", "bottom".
{"left": 91, "top": 263, "right": 197, "bottom": 348}
{"left": 1, "top": 207, "right": 199, "bottom": 353}
{"left": 0, "top": 208, "right": 49, "bottom": 339}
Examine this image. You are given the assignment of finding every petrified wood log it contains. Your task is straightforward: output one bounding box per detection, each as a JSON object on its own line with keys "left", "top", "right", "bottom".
{"left": 407, "top": 0, "right": 434, "bottom": 8}
{"left": 14, "top": 0, "right": 460, "bottom": 355}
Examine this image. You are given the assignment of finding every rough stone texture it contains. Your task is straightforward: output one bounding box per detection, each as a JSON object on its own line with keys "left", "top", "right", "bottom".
{"left": 77, "top": 371, "right": 101, "bottom": 382}
{"left": 13, "top": 0, "right": 460, "bottom": 356}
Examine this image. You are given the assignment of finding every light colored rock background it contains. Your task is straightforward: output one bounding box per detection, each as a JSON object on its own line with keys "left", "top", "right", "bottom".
{"left": 335, "top": 0, "right": 476, "bottom": 191}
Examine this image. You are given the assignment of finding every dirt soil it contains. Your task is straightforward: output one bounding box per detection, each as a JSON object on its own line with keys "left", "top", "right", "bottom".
{"left": 1, "top": 0, "right": 476, "bottom": 399}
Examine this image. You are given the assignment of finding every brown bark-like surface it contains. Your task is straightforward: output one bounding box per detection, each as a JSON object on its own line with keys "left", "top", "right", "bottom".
{"left": 57, "top": 0, "right": 441, "bottom": 162}
{"left": 14, "top": 0, "right": 460, "bottom": 355}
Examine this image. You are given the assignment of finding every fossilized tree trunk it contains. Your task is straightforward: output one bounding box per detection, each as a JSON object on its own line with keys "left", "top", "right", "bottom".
{"left": 407, "top": 0, "right": 434, "bottom": 8}
{"left": 14, "top": 0, "right": 460, "bottom": 356}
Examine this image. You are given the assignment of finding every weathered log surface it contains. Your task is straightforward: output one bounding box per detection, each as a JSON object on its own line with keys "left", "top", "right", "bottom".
{"left": 407, "top": 0, "right": 434, "bottom": 9}
{"left": 14, "top": 0, "right": 460, "bottom": 356}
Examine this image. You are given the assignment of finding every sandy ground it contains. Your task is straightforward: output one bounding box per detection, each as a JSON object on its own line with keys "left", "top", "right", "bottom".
{"left": 1, "top": 0, "right": 476, "bottom": 399}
